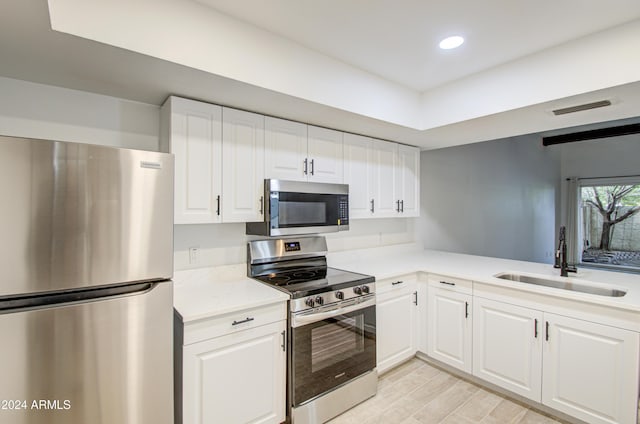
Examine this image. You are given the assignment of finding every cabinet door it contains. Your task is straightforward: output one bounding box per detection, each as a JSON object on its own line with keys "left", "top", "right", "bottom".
{"left": 427, "top": 287, "right": 472, "bottom": 373}
{"left": 473, "top": 297, "right": 543, "bottom": 402}
{"left": 395, "top": 144, "right": 420, "bottom": 217}
{"left": 542, "top": 313, "right": 640, "bottom": 424}
{"left": 376, "top": 282, "right": 417, "bottom": 374}
{"left": 372, "top": 140, "right": 398, "bottom": 218}
{"left": 182, "top": 321, "right": 286, "bottom": 424}
{"left": 164, "top": 97, "right": 222, "bottom": 224}
{"left": 343, "top": 133, "right": 374, "bottom": 219}
{"left": 264, "top": 117, "right": 307, "bottom": 181}
{"left": 416, "top": 280, "right": 428, "bottom": 354}
{"left": 307, "top": 126, "right": 343, "bottom": 183}
{"left": 222, "top": 107, "right": 265, "bottom": 223}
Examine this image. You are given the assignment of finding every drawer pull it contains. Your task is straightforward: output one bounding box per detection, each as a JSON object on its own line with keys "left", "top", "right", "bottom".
{"left": 232, "top": 317, "right": 255, "bottom": 326}
{"left": 439, "top": 281, "right": 455, "bottom": 286}
{"left": 392, "top": 281, "right": 404, "bottom": 286}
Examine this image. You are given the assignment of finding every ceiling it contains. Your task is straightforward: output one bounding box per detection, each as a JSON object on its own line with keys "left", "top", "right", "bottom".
{"left": 1, "top": 0, "right": 640, "bottom": 150}
{"left": 196, "top": 0, "right": 640, "bottom": 91}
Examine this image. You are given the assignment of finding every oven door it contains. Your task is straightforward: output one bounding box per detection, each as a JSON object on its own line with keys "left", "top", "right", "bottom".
{"left": 290, "top": 297, "right": 376, "bottom": 407}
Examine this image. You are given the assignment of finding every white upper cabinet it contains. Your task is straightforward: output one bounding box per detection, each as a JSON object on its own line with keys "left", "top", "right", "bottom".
{"left": 264, "top": 117, "right": 308, "bottom": 181}
{"left": 395, "top": 144, "right": 420, "bottom": 217}
{"left": 343, "top": 133, "right": 375, "bottom": 218}
{"left": 264, "top": 121, "right": 344, "bottom": 184}
{"left": 160, "top": 96, "right": 222, "bottom": 224}
{"left": 222, "top": 107, "right": 265, "bottom": 223}
{"left": 163, "top": 96, "right": 419, "bottom": 224}
{"left": 307, "top": 125, "right": 344, "bottom": 184}
{"left": 372, "top": 140, "right": 398, "bottom": 218}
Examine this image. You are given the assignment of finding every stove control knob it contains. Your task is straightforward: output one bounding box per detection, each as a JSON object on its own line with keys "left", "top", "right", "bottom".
{"left": 353, "top": 286, "right": 362, "bottom": 295}
{"left": 335, "top": 291, "right": 344, "bottom": 300}
{"left": 305, "top": 297, "right": 315, "bottom": 308}
{"left": 315, "top": 296, "right": 324, "bottom": 306}
{"left": 361, "top": 285, "right": 370, "bottom": 294}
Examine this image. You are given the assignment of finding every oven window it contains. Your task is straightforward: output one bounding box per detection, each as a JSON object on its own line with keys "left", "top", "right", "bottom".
{"left": 279, "top": 201, "right": 326, "bottom": 226}
{"left": 311, "top": 316, "right": 363, "bottom": 373}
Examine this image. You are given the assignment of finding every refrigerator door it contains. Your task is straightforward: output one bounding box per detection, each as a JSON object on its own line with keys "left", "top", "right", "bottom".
{"left": 0, "top": 136, "right": 174, "bottom": 297}
{"left": 0, "top": 281, "right": 173, "bottom": 424}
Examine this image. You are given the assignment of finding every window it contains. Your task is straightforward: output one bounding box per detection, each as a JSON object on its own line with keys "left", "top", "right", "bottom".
{"left": 578, "top": 177, "right": 640, "bottom": 271}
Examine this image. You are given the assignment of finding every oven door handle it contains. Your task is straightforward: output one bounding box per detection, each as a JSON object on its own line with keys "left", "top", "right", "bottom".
{"left": 291, "top": 296, "right": 376, "bottom": 328}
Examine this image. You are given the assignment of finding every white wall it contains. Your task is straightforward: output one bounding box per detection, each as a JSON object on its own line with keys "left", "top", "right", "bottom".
{"left": 174, "top": 218, "right": 417, "bottom": 271}
{"left": 0, "top": 76, "right": 159, "bottom": 150}
{"left": 419, "top": 134, "right": 561, "bottom": 263}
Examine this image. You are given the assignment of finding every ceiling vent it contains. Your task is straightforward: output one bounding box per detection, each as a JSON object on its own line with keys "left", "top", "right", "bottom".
{"left": 551, "top": 100, "right": 612, "bottom": 116}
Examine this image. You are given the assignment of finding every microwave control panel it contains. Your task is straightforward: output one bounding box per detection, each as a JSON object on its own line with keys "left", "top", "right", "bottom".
{"left": 338, "top": 195, "right": 349, "bottom": 226}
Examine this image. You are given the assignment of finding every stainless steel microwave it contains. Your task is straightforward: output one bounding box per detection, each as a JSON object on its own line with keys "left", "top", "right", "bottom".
{"left": 246, "top": 179, "right": 349, "bottom": 236}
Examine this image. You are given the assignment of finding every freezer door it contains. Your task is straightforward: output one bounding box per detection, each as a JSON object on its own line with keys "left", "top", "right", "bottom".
{"left": 0, "top": 282, "right": 173, "bottom": 424}
{"left": 0, "top": 136, "right": 174, "bottom": 297}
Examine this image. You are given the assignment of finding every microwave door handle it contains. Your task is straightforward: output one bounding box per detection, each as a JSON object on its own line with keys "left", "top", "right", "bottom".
{"left": 291, "top": 296, "right": 376, "bottom": 328}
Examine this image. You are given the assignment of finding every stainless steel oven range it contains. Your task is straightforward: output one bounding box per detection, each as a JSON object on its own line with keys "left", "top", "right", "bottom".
{"left": 248, "top": 236, "right": 377, "bottom": 424}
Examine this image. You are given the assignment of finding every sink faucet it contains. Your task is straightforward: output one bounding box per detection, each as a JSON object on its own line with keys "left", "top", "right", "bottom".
{"left": 554, "top": 226, "right": 577, "bottom": 277}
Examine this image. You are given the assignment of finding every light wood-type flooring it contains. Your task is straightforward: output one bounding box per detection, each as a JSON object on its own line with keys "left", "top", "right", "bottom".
{"left": 328, "top": 358, "right": 567, "bottom": 424}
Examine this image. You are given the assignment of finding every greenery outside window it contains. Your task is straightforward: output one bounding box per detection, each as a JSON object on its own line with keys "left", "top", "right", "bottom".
{"left": 578, "top": 177, "right": 640, "bottom": 272}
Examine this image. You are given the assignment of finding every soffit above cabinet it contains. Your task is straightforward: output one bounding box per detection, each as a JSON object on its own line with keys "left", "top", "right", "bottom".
{"left": 2, "top": 1, "right": 640, "bottom": 149}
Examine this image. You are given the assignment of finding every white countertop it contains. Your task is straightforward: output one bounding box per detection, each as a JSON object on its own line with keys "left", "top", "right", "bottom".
{"left": 173, "top": 244, "right": 640, "bottom": 324}
{"left": 328, "top": 245, "right": 640, "bottom": 313}
{"left": 173, "top": 264, "right": 289, "bottom": 323}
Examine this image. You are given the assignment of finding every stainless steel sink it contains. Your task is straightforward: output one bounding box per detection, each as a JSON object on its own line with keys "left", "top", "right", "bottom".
{"left": 495, "top": 273, "right": 627, "bottom": 297}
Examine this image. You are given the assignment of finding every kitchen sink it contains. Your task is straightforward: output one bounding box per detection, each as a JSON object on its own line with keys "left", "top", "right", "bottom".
{"left": 494, "top": 273, "right": 627, "bottom": 297}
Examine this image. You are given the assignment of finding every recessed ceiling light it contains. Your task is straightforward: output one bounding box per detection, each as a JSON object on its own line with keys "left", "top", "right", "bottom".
{"left": 439, "top": 36, "right": 464, "bottom": 50}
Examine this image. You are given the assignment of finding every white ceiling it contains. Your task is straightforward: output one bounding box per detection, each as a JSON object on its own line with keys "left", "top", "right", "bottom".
{"left": 1, "top": 0, "right": 640, "bottom": 150}
{"left": 197, "top": 0, "right": 640, "bottom": 91}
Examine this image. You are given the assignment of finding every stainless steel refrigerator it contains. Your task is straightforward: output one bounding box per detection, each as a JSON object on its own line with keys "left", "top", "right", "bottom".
{"left": 0, "top": 136, "right": 174, "bottom": 424}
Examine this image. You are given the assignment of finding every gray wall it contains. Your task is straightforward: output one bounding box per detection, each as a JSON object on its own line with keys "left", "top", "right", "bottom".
{"left": 419, "top": 134, "right": 561, "bottom": 263}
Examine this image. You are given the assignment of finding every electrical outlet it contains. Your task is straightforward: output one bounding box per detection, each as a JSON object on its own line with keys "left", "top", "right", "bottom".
{"left": 189, "top": 247, "right": 199, "bottom": 264}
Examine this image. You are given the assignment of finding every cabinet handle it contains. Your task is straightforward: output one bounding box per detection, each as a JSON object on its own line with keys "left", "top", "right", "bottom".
{"left": 396, "top": 200, "right": 401, "bottom": 212}
{"left": 370, "top": 199, "right": 375, "bottom": 213}
{"left": 281, "top": 330, "right": 286, "bottom": 352}
{"left": 465, "top": 302, "right": 469, "bottom": 318}
{"left": 216, "top": 195, "right": 221, "bottom": 216}
{"left": 413, "top": 291, "right": 418, "bottom": 305}
{"left": 545, "top": 321, "right": 549, "bottom": 341}
{"left": 439, "top": 281, "right": 455, "bottom": 286}
{"left": 259, "top": 196, "right": 263, "bottom": 215}
{"left": 400, "top": 200, "right": 404, "bottom": 213}
{"left": 310, "top": 159, "right": 315, "bottom": 175}
{"left": 534, "top": 319, "right": 538, "bottom": 338}
{"left": 392, "top": 280, "right": 404, "bottom": 286}
{"left": 232, "top": 317, "right": 255, "bottom": 326}
{"left": 303, "top": 158, "right": 308, "bottom": 175}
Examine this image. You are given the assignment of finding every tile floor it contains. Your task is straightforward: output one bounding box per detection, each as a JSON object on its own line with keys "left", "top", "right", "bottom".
{"left": 328, "top": 358, "right": 566, "bottom": 424}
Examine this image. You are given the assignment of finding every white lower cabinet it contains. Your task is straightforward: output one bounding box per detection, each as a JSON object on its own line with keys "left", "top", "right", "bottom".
{"left": 470, "top": 295, "right": 640, "bottom": 424}
{"left": 542, "top": 313, "right": 640, "bottom": 424}
{"left": 180, "top": 309, "right": 286, "bottom": 424}
{"left": 426, "top": 276, "right": 473, "bottom": 373}
{"left": 473, "top": 297, "right": 543, "bottom": 401}
{"left": 376, "top": 276, "right": 417, "bottom": 374}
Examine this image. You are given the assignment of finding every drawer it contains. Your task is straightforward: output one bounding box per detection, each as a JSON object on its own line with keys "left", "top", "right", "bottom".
{"left": 427, "top": 273, "right": 472, "bottom": 295}
{"left": 376, "top": 274, "right": 417, "bottom": 296}
{"left": 182, "top": 301, "right": 286, "bottom": 345}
